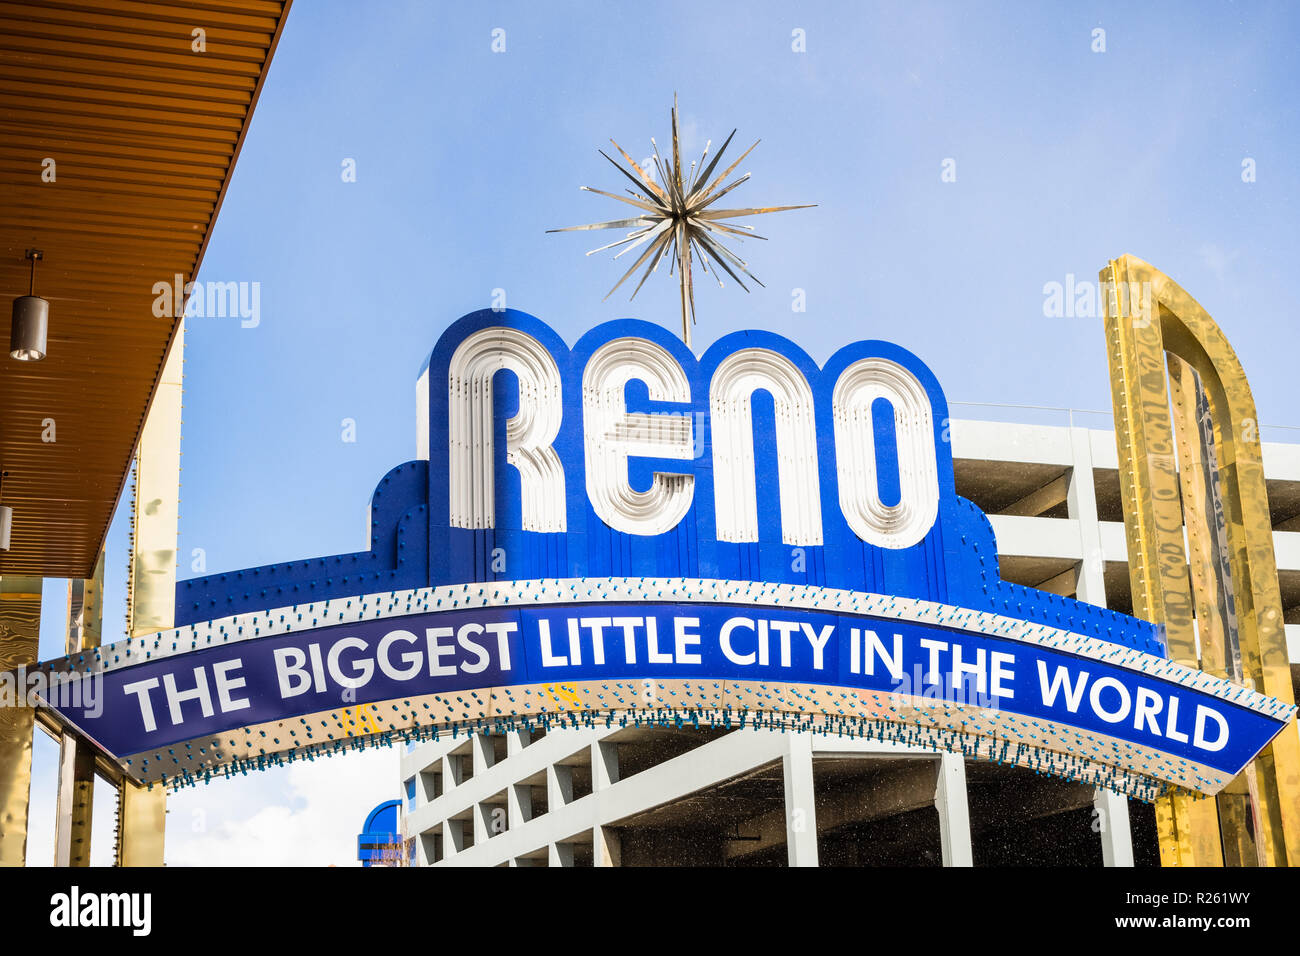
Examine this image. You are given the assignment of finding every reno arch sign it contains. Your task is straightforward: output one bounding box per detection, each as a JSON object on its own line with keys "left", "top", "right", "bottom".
{"left": 432, "top": 318, "right": 938, "bottom": 551}
{"left": 425, "top": 312, "right": 942, "bottom": 565}
{"left": 37, "top": 310, "right": 1296, "bottom": 799}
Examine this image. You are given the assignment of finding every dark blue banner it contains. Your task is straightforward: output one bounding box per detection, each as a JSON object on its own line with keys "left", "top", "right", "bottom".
{"left": 48, "top": 601, "right": 1283, "bottom": 779}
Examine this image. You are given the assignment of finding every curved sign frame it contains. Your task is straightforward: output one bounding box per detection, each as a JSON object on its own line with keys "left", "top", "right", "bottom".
{"left": 31, "top": 311, "right": 1296, "bottom": 799}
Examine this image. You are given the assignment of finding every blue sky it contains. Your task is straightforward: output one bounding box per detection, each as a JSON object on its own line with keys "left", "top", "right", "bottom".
{"left": 26, "top": 0, "right": 1300, "bottom": 865}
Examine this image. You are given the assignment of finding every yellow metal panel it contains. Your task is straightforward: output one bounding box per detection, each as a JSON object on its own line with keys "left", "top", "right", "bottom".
{"left": 54, "top": 548, "right": 104, "bottom": 867}
{"left": 54, "top": 732, "right": 96, "bottom": 868}
{"left": 1102, "top": 257, "right": 1219, "bottom": 866}
{"left": 116, "top": 319, "right": 185, "bottom": 866}
{"left": 1166, "top": 355, "right": 1229, "bottom": 680}
{"left": 0, "top": 575, "right": 43, "bottom": 867}
{"left": 65, "top": 548, "right": 105, "bottom": 656}
{"left": 1102, "top": 254, "right": 1300, "bottom": 866}
{"left": 128, "top": 320, "right": 184, "bottom": 637}
{"left": 116, "top": 781, "right": 166, "bottom": 868}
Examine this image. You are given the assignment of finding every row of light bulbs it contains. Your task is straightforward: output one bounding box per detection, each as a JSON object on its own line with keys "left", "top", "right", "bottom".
{"left": 2, "top": 249, "right": 52, "bottom": 552}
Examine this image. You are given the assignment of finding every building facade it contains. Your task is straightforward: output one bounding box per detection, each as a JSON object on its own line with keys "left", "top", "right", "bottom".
{"left": 399, "top": 412, "right": 1300, "bottom": 866}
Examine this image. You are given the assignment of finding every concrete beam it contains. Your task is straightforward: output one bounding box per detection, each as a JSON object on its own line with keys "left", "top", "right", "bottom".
{"left": 987, "top": 514, "right": 1084, "bottom": 561}
{"left": 1001, "top": 473, "right": 1069, "bottom": 518}
{"left": 1036, "top": 566, "right": 1078, "bottom": 597}
{"left": 968, "top": 778, "right": 1095, "bottom": 826}
{"left": 726, "top": 756, "right": 941, "bottom": 862}
{"left": 433, "top": 730, "right": 788, "bottom": 866}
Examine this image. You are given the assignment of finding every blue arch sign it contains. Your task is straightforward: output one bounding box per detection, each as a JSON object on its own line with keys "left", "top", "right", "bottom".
{"left": 34, "top": 311, "right": 1294, "bottom": 798}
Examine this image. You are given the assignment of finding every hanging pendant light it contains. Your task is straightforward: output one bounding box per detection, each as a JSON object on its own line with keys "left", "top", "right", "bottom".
{"left": 0, "top": 472, "right": 12, "bottom": 552}
{"left": 11, "top": 249, "right": 48, "bottom": 361}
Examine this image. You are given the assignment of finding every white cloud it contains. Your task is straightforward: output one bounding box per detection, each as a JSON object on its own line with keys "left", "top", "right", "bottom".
{"left": 165, "top": 746, "right": 401, "bottom": 867}
{"left": 1198, "top": 242, "right": 1241, "bottom": 283}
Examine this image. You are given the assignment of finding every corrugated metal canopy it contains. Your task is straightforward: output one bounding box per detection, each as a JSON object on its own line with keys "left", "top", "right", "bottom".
{"left": 0, "top": 0, "right": 291, "bottom": 577}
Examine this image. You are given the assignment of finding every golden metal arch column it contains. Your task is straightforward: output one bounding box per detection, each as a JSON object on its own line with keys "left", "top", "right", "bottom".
{"left": 117, "top": 318, "right": 186, "bottom": 867}
{"left": 0, "top": 576, "right": 42, "bottom": 866}
{"left": 1102, "top": 254, "right": 1300, "bottom": 866}
{"left": 54, "top": 548, "right": 105, "bottom": 867}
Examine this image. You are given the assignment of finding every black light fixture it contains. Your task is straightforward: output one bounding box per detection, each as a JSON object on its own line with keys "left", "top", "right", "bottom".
{"left": 11, "top": 249, "right": 48, "bottom": 361}
{"left": 0, "top": 472, "right": 12, "bottom": 552}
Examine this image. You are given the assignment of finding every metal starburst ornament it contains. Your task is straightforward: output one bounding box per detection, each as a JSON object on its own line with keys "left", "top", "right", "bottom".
{"left": 549, "top": 96, "right": 814, "bottom": 347}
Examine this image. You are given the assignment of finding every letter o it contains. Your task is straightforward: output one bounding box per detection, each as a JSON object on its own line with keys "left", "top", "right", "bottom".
{"left": 1089, "top": 676, "right": 1131, "bottom": 724}
{"left": 832, "top": 357, "right": 940, "bottom": 549}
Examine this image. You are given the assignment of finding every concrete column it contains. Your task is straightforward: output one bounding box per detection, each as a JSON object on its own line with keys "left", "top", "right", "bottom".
{"left": 548, "top": 841, "right": 574, "bottom": 867}
{"left": 505, "top": 729, "right": 529, "bottom": 757}
{"left": 473, "top": 801, "right": 492, "bottom": 845}
{"left": 442, "top": 752, "right": 459, "bottom": 789}
{"left": 548, "top": 762, "right": 573, "bottom": 809}
{"left": 416, "top": 830, "right": 436, "bottom": 866}
{"left": 782, "top": 733, "right": 818, "bottom": 867}
{"left": 1068, "top": 427, "right": 1107, "bottom": 606}
{"left": 472, "top": 734, "right": 495, "bottom": 776}
{"left": 1069, "top": 428, "right": 1137, "bottom": 864}
{"left": 934, "top": 754, "right": 973, "bottom": 867}
{"left": 508, "top": 783, "right": 532, "bottom": 829}
{"left": 592, "top": 740, "right": 619, "bottom": 791}
{"left": 444, "top": 819, "right": 466, "bottom": 858}
{"left": 594, "top": 825, "right": 621, "bottom": 867}
{"left": 1094, "top": 788, "right": 1135, "bottom": 867}
{"left": 418, "top": 767, "right": 443, "bottom": 805}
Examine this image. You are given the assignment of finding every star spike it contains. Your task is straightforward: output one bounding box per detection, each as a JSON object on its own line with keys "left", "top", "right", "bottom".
{"left": 550, "top": 95, "right": 814, "bottom": 347}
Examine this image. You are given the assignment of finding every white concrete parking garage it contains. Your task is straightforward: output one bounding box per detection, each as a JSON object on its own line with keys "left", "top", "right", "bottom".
{"left": 399, "top": 411, "right": 1300, "bottom": 866}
